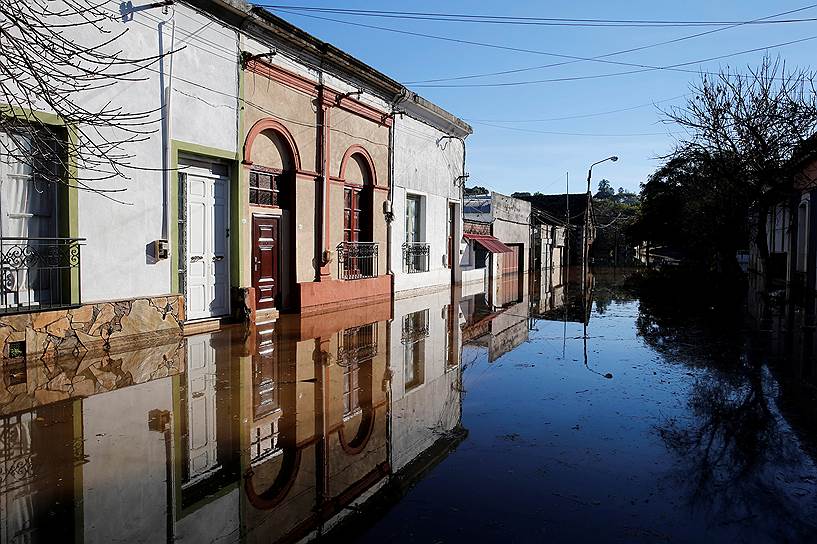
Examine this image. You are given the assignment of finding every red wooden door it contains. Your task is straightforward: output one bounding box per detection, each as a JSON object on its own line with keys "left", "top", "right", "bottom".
{"left": 344, "top": 188, "right": 362, "bottom": 275}
{"left": 447, "top": 203, "right": 456, "bottom": 271}
{"left": 343, "top": 187, "right": 362, "bottom": 243}
{"left": 253, "top": 216, "right": 279, "bottom": 310}
{"left": 499, "top": 244, "right": 522, "bottom": 305}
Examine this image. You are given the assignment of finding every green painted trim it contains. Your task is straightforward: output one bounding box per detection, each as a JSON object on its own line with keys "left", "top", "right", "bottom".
{"left": 169, "top": 140, "right": 241, "bottom": 296}
{"left": 0, "top": 104, "right": 64, "bottom": 127}
{"left": 172, "top": 373, "right": 183, "bottom": 520}
{"left": 1, "top": 104, "right": 80, "bottom": 303}
{"left": 73, "top": 398, "right": 85, "bottom": 544}
{"left": 179, "top": 481, "right": 240, "bottom": 519}
{"left": 66, "top": 126, "right": 80, "bottom": 304}
{"left": 234, "top": 67, "right": 246, "bottom": 288}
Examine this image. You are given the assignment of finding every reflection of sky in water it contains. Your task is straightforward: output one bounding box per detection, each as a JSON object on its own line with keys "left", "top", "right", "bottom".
{"left": 360, "top": 275, "right": 817, "bottom": 544}
{"left": 1, "top": 270, "right": 815, "bottom": 543}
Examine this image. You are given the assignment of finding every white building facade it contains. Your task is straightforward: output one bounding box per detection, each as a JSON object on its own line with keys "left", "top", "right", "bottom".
{"left": 461, "top": 192, "right": 533, "bottom": 307}
{"left": 0, "top": 1, "right": 240, "bottom": 357}
{"left": 391, "top": 95, "right": 471, "bottom": 296}
{"left": 1, "top": 0, "right": 473, "bottom": 359}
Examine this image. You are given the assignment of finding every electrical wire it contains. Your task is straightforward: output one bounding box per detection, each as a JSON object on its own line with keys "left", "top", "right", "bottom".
{"left": 271, "top": 8, "right": 817, "bottom": 88}
{"left": 469, "top": 120, "right": 682, "bottom": 137}
{"left": 404, "top": 4, "right": 817, "bottom": 84}
{"left": 412, "top": 33, "right": 817, "bottom": 88}
{"left": 463, "top": 94, "right": 689, "bottom": 123}
{"left": 258, "top": 5, "right": 817, "bottom": 28}
{"left": 107, "top": 0, "right": 812, "bottom": 132}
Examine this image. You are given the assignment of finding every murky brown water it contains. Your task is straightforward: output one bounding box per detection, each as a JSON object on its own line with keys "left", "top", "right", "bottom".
{"left": 1, "top": 267, "right": 815, "bottom": 543}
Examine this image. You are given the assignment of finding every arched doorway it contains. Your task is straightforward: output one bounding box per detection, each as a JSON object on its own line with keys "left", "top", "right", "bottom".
{"left": 245, "top": 120, "right": 300, "bottom": 311}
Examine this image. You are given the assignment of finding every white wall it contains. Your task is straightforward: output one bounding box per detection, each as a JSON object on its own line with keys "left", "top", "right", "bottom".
{"left": 82, "top": 378, "right": 174, "bottom": 543}
{"left": 491, "top": 192, "right": 532, "bottom": 272}
{"left": 389, "top": 290, "right": 461, "bottom": 471}
{"left": 83, "top": 4, "right": 239, "bottom": 302}
{"left": 392, "top": 113, "right": 465, "bottom": 293}
{"left": 10, "top": 4, "right": 241, "bottom": 302}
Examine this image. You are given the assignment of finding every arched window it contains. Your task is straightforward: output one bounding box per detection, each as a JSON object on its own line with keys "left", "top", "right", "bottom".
{"left": 342, "top": 152, "right": 374, "bottom": 243}
{"left": 248, "top": 129, "right": 294, "bottom": 208}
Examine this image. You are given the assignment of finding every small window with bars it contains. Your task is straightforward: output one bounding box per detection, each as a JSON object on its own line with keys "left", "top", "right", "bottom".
{"left": 249, "top": 169, "right": 280, "bottom": 207}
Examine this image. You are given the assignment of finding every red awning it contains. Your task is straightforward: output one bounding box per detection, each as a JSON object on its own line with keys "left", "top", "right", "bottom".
{"left": 463, "top": 233, "right": 514, "bottom": 254}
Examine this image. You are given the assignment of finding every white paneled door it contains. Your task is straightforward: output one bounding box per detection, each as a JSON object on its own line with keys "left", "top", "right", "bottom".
{"left": 184, "top": 159, "right": 230, "bottom": 321}
{"left": 185, "top": 333, "right": 219, "bottom": 484}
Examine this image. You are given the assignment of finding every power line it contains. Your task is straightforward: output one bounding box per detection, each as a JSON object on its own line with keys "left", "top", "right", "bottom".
{"left": 464, "top": 94, "right": 689, "bottom": 123}
{"left": 470, "top": 120, "right": 681, "bottom": 137}
{"left": 410, "top": 34, "right": 817, "bottom": 88}
{"left": 258, "top": 5, "right": 817, "bottom": 28}
{"left": 404, "top": 4, "right": 817, "bottom": 84}
{"left": 271, "top": 7, "right": 817, "bottom": 88}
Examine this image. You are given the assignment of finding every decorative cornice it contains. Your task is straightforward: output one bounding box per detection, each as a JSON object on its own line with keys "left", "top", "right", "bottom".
{"left": 246, "top": 58, "right": 319, "bottom": 97}
{"left": 246, "top": 58, "right": 392, "bottom": 126}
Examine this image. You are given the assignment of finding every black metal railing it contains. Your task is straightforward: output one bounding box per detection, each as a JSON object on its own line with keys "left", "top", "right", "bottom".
{"left": 337, "top": 241, "right": 378, "bottom": 280}
{"left": 401, "top": 309, "right": 430, "bottom": 345}
{"left": 337, "top": 322, "right": 378, "bottom": 366}
{"left": 0, "top": 237, "right": 83, "bottom": 314}
{"left": 402, "top": 242, "right": 430, "bottom": 273}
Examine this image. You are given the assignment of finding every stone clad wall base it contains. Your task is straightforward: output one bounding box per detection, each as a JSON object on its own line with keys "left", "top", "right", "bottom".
{"left": 299, "top": 275, "right": 392, "bottom": 315}
{"left": 0, "top": 335, "right": 184, "bottom": 416}
{"left": 0, "top": 294, "right": 184, "bottom": 359}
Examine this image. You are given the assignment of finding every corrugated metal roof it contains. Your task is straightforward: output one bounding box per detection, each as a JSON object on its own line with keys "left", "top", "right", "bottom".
{"left": 464, "top": 233, "right": 514, "bottom": 254}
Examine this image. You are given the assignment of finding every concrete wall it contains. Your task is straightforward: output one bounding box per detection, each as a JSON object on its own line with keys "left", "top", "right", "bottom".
{"left": 74, "top": 5, "right": 239, "bottom": 302}
{"left": 392, "top": 114, "right": 465, "bottom": 293}
{"left": 82, "top": 378, "right": 174, "bottom": 543}
{"left": 491, "top": 192, "right": 532, "bottom": 273}
{"left": 389, "top": 290, "right": 462, "bottom": 471}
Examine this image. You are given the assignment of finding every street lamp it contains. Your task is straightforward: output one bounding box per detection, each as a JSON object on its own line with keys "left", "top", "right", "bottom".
{"left": 581, "top": 155, "right": 618, "bottom": 338}
{"left": 586, "top": 155, "right": 618, "bottom": 194}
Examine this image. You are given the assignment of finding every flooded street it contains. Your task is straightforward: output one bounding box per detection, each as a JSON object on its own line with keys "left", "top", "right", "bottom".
{"left": 2, "top": 268, "right": 816, "bottom": 543}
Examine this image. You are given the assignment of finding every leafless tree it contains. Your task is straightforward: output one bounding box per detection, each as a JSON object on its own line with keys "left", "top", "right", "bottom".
{"left": 664, "top": 56, "right": 817, "bottom": 283}
{"left": 0, "top": 0, "right": 172, "bottom": 197}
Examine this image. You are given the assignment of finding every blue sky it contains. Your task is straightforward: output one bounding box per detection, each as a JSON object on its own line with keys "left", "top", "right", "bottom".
{"left": 260, "top": 1, "right": 817, "bottom": 195}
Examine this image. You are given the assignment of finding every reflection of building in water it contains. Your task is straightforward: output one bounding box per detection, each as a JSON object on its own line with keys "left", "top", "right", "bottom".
{"left": 0, "top": 337, "right": 184, "bottom": 543}
{"left": 390, "top": 290, "right": 463, "bottom": 472}
{"left": 0, "top": 294, "right": 469, "bottom": 542}
{"left": 528, "top": 266, "right": 593, "bottom": 326}
{"left": 0, "top": 305, "right": 393, "bottom": 543}
{"left": 0, "top": 400, "right": 82, "bottom": 543}
{"left": 529, "top": 251, "right": 568, "bottom": 316}
{"left": 460, "top": 279, "right": 530, "bottom": 362}
{"left": 234, "top": 302, "right": 391, "bottom": 543}
{"left": 747, "top": 272, "right": 817, "bottom": 452}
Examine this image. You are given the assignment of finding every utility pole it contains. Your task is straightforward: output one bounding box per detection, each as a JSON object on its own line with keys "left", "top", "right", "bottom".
{"left": 565, "top": 172, "right": 569, "bottom": 268}
{"left": 583, "top": 156, "right": 618, "bottom": 340}
{"left": 563, "top": 171, "right": 568, "bottom": 358}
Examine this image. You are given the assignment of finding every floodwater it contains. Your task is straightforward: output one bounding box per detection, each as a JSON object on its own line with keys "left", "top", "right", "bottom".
{"left": 1, "top": 267, "right": 816, "bottom": 543}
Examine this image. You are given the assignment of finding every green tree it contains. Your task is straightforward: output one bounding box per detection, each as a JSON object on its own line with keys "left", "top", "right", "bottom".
{"left": 595, "top": 179, "right": 615, "bottom": 199}
{"left": 629, "top": 148, "right": 748, "bottom": 272}
{"left": 592, "top": 187, "right": 641, "bottom": 265}
{"left": 464, "top": 185, "right": 489, "bottom": 196}
{"left": 661, "top": 55, "right": 817, "bottom": 280}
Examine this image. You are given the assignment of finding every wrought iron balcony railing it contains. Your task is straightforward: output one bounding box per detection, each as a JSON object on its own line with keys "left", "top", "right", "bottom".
{"left": 0, "top": 237, "right": 83, "bottom": 315}
{"left": 337, "top": 322, "right": 378, "bottom": 366}
{"left": 401, "top": 309, "right": 430, "bottom": 345}
{"left": 336, "top": 241, "right": 378, "bottom": 280}
{"left": 402, "top": 242, "right": 430, "bottom": 274}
